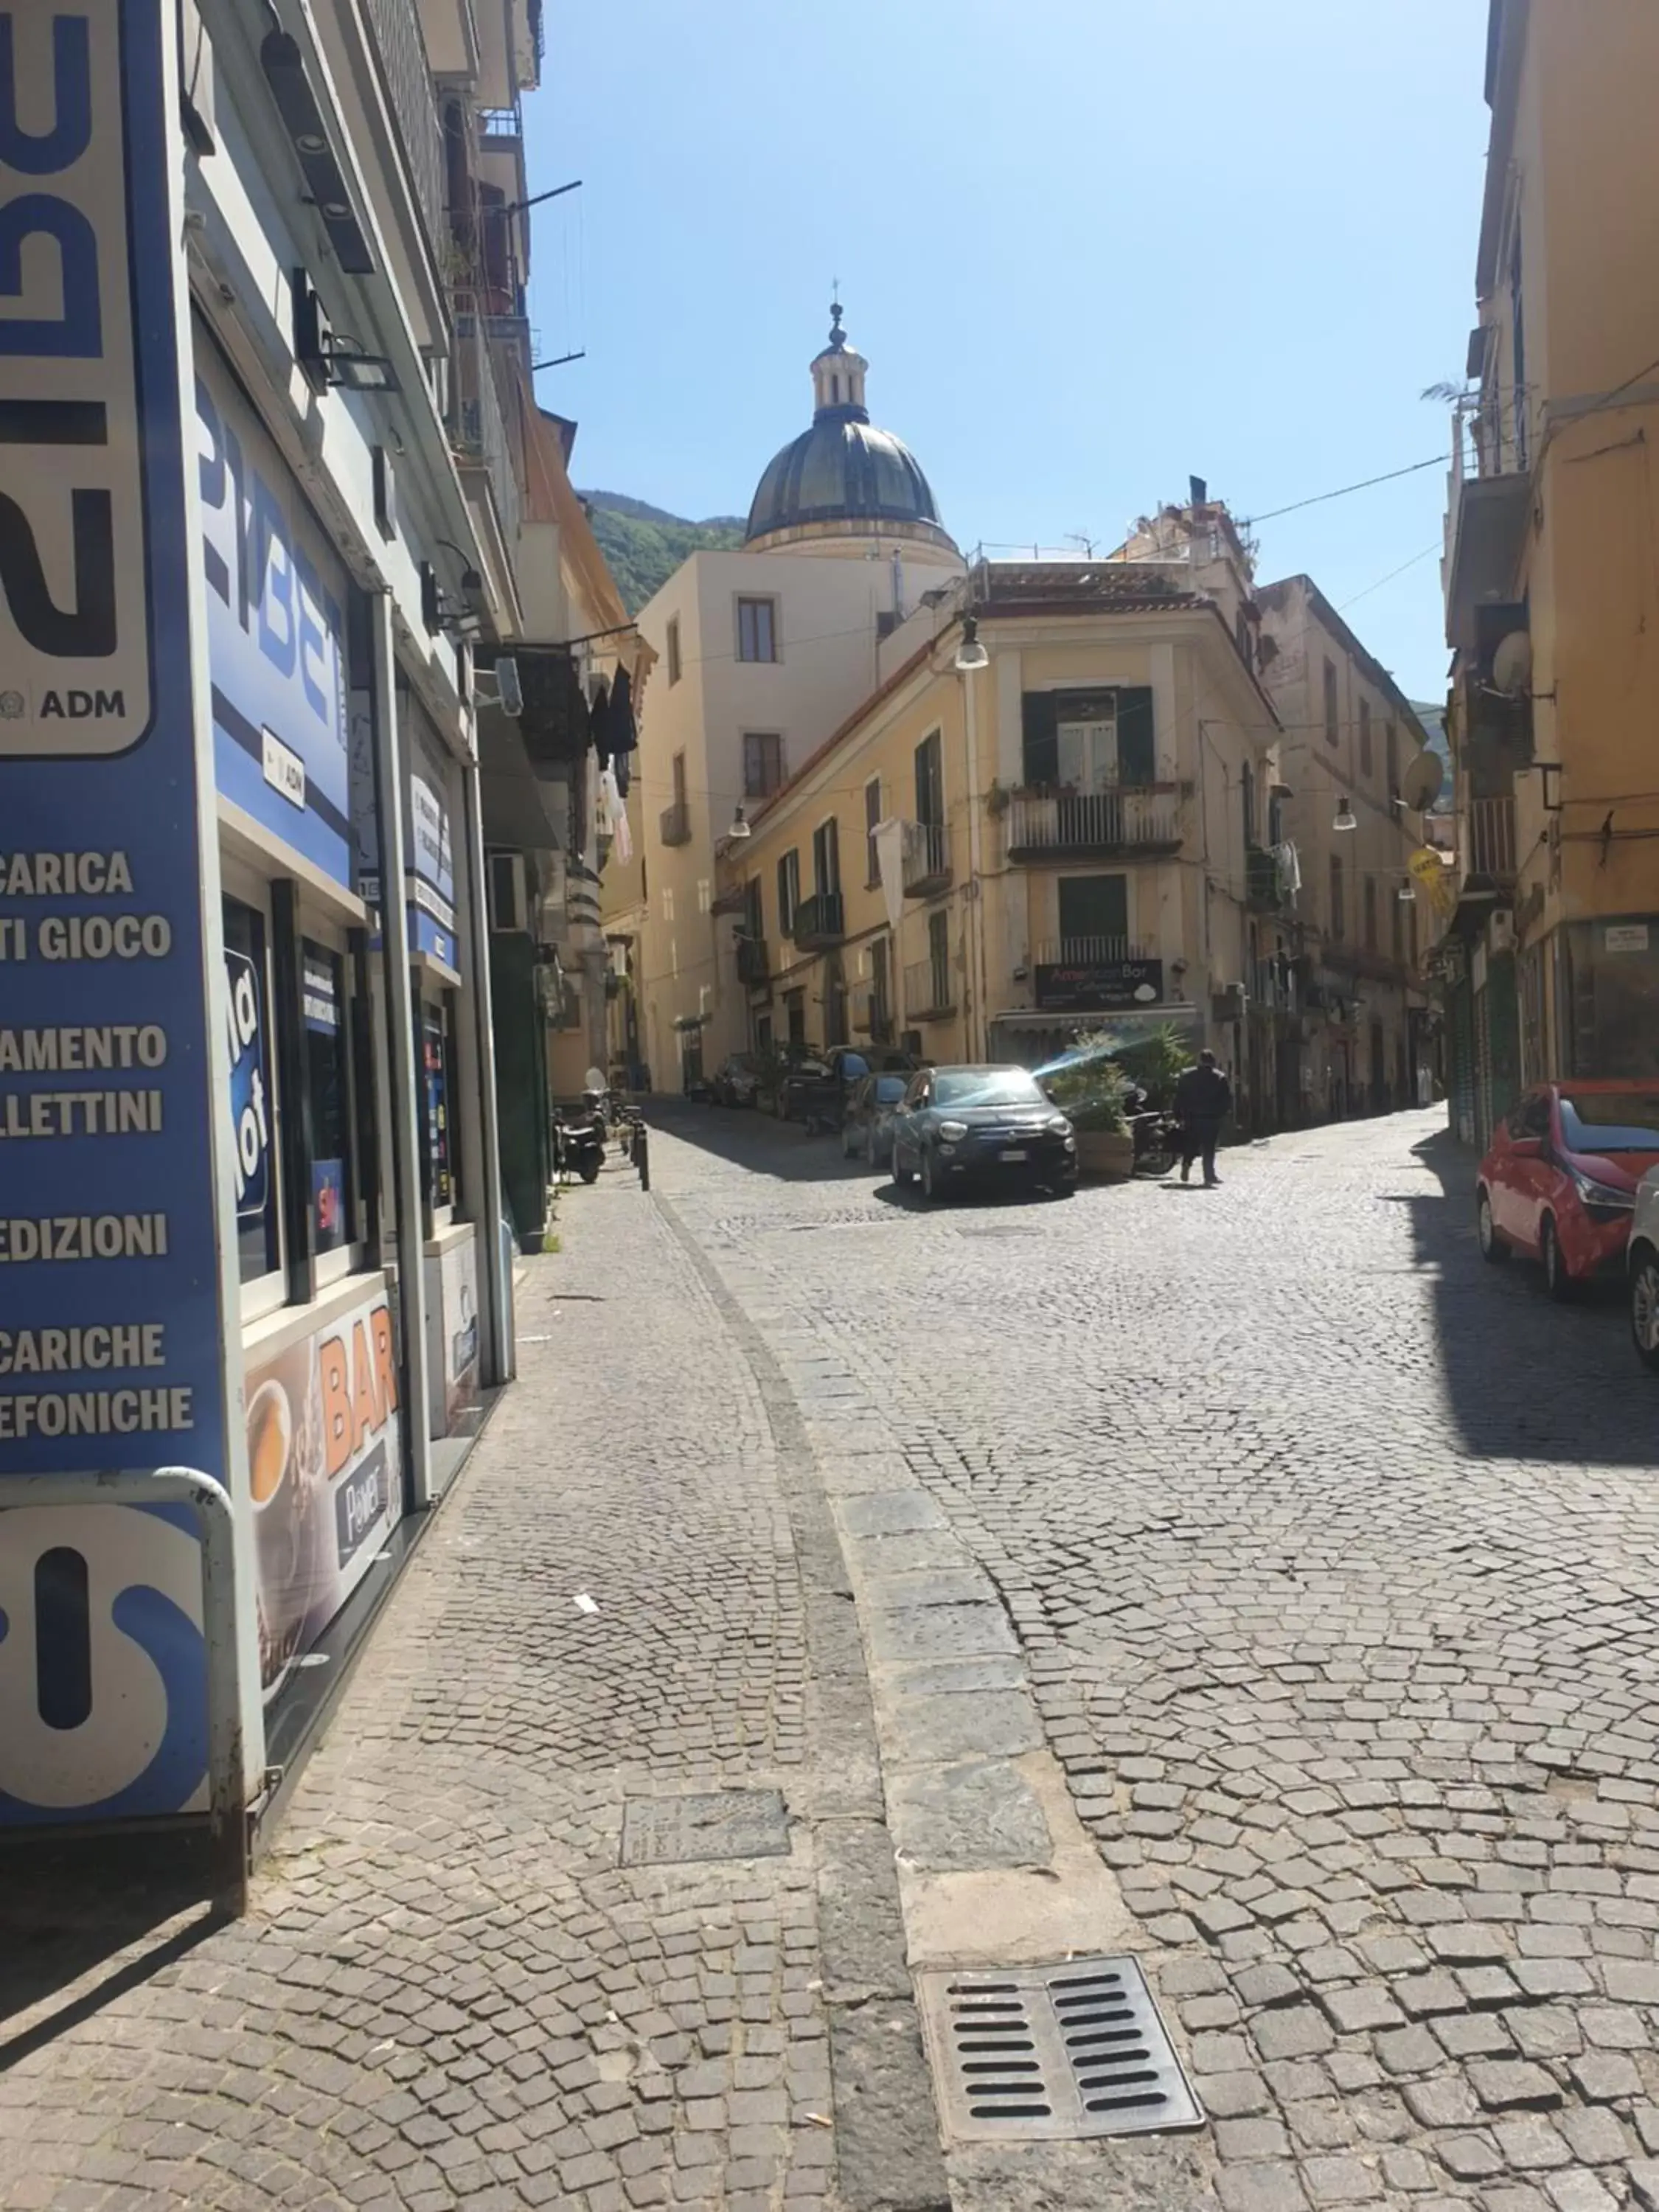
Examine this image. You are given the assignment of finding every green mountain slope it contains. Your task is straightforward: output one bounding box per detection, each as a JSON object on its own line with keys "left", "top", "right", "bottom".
{"left": 582, "top": 491, "right": 745, "bottom": 613}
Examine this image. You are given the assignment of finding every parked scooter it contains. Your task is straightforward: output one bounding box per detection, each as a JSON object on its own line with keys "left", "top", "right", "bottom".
{"left": 553, "top": 1106, "right": 605, "bottom": 1185}
{"left": 1127, "top": 1107, "right": 1180, "bottom": 1178}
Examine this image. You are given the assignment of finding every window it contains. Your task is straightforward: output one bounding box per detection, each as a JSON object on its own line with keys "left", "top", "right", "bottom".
{"left": 1329, "top": 855, "right": 1346, "bottom": 940}
{"left": 1021, "top": 688, "right": 1154, "bottom": 787}
{"left": 1359, "top": 699, "right": 1373, "bottom": 779}
{"left": 777, "top": 849, "right": 800, "bottom": 937}
{"left": 302, "top": 942, "right": 355, "bottom": 1258}
{"left": 914, "top": 730, "right": 944, "bottom": 825}
{"left": 744, "top": 876, "right": 764, "bottom": 942}
{"left": 1363, "top": 875, "right": 1378, "bottom": 951}
{"left": 1057, "top": 874, "right": 1129, "bottom": 955}
{"left": 224, "top": 894, "right": 279, "bottom": 1291}
{"left": 666, "top": 615, "right": 681, "bottom": 686}
{"left": 865, "top": 776, "right": 882, "bottom": 883}
{"left": 813, "top": 817, "right": 840, "bottom": 897}
{"left": 1391, "top": 885, "right": 1405, "bottom": 963}
{"left": 487, "top": 850, "right": 526, "bottom": 931}
{"left": 1385, "top": 722, "right": 1399, "bottom": 805}
{"left": 737, "top": 597, "right": 778, "bottom": 663}
{"left": 1267, "top": 790, "right": 1285, "bottom": 847}
{"left": 1324, "top": 658, "right": 1339, "bottom": 746}
{"left": 785, "top": 990, "right": 805, "bottom": 1048}
{"left": 1241, "top": 762, "right": 1256, "bottom": 849}
{"left": 928, "top": 908, "right": 951, "bottom": 1005}
{"left": 743, "top": 731, "right": 784, "bottom": 799}
{"left": 871, "top": 935, "right": 890, "bottom": 1029}
{"left": 421, "top": 998, "right": 457, "bottom": 1214}
{"left": 661, "top": 886, "right": 674, "bottom": 922}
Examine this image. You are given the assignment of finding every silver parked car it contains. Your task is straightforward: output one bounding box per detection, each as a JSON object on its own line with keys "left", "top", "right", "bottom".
{"left": 1630, "top": 1166, "right": 1659, "bottom": 1372}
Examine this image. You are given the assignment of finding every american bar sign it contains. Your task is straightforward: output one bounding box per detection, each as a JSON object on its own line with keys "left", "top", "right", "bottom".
{"left": 1034, "top": 958, "right": 1164, "bottom": 1014}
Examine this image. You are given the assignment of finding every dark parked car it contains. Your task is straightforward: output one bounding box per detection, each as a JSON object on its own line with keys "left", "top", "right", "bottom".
{"left": 784, "top": 1046, "right": 922, "bottom": 1128}
{"left": 891, "top": 1064, "right": 1077, "bottom": 1202}
{"left": 1478, "top": 1080, "right": 1659, "bottom": 1297}
{"left": 712, "top": 1053, "right": 762, "bottom": 1107}
{"left": 841, "top": 1071, "right": 911, "bottom": 1167}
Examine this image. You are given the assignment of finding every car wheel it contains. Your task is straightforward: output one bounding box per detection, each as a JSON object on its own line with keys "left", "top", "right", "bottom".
{"left": 919, "top": 1147, "right": 939, "bottom": 1204}
{"left": 1476, "top": 1187, "right": 1509, "bottom": 1264}
{"left": 1540, "top": 1214, "right": 1576, "bottom": 1301}
{"left": 892, "top": 1147, "right": 913, "bottom": 1187}
{"left": 1632, "top": 1246, "right": 1659, "bottom": 1372}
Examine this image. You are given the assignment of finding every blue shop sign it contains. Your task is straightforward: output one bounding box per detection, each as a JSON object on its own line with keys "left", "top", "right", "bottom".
{"left": 196, "top": 341, "right": 352, "bottom": 886}
{"left": 0, "top": 0, "right": 234, "bottom": 1821}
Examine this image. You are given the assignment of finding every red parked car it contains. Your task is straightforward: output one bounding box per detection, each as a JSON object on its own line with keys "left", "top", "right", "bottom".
{"left": 1477, "top": 1080, "right": 1659, "bottom": 1298}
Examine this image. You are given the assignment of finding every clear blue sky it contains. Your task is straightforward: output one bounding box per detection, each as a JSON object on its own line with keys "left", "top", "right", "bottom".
{"left": 524, "top": 1, "right": 1492, "bottom": 702}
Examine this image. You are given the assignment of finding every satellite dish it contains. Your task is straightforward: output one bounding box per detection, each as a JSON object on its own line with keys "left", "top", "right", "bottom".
{"left": 1400, "top": 751, "right": 1445, "bottom": 813}
{"left": 1491, "top": 629, "right": 1533, "bottom": 697}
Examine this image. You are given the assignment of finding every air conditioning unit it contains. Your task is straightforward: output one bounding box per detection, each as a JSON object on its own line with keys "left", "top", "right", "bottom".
{"left": 1210, "top": 981, "right": 1247, "bottom": 1023}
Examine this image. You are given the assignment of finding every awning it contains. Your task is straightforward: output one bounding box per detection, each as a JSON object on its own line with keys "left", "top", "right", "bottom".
{"left": 479, "top": 710, "right": 566, "bottom": 849}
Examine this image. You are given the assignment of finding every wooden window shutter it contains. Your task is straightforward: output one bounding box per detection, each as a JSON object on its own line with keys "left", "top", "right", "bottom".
{"left": 1020, "top": 692, "right": 1058, "bottom": 786}
{"left": 1117, "top": 689, "right": 1155, "bottom": 785}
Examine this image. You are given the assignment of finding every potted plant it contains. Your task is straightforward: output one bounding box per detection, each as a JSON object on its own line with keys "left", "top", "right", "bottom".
{"left": 1045, "top": 1057, "right": 1134, "bottom": 1180}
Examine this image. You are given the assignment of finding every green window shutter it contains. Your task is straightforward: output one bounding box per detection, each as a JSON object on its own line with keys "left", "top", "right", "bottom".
{"left": 1020, "top": 692, "right": 1057, "bottom": 786}
{"left": 1057, "top": 874, "right": 1129, "bottom": 946}
{"left": 1117, "top": 688, "right": 1155, "bottom": 785}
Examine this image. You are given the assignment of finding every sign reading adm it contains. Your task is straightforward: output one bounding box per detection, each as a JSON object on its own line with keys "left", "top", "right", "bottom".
{"left": 0, "top": 4, "right": 153, "bottom": 753}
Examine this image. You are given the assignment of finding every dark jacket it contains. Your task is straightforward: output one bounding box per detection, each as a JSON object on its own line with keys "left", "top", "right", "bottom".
{"left": 1174, "top": 1062, "right": 1232, "bottom": 1124}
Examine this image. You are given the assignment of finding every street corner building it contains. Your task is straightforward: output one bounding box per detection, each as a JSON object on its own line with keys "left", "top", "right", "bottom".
{"left": 605, "top": 307, "right": 1435, "bottom": 1129}
{"left": 1435, "top": 0, "right": 1659, "bottom": 1147}
{"left": 0, "top": 0, "right": 633, "bottom": 1854}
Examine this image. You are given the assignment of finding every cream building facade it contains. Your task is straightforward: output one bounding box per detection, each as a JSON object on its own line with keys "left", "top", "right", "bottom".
{"left": 604, "top": 306, "right": 964, "bottom": 1089}
{"left": 1439, "top": 0, "right": 1659, "bottom": 1144}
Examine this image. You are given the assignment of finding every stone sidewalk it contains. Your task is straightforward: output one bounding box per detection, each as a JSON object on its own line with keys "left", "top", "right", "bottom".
{"left": 0, "top": 1165, "right": 947, "bottom": 2212}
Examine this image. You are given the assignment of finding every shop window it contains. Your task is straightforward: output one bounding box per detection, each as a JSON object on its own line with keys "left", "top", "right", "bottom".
{"left": 302, "top": 941, "right": 354, "bottom": 1260}
{"left": 422, "top": 998, "right": 458, "bottom": 1216}
{"left": 223, "top": 895, "right": 281, "bottom": 1298}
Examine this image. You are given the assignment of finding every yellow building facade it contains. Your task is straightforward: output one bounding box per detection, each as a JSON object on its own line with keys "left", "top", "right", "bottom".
{"left": 719, "top": 559, "right": 1281, "bottom": 1101}
{"left": 1441, "top": 0, "right": 1659, "bottom": 1140}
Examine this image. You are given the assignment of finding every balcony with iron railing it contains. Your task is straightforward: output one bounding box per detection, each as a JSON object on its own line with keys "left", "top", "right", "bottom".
{"left": 1004, "top": 786, "right": 1183, "bottom": 861}
{"left": 790, "top": 892, "right": 844, "bottom": 948}
{"left": 1464, "top": 793, "right": 1517, "bottom": 886}
{"left": 904, "top": 958, "right": 955, "bottom": 1020}
{"left": 451, "top": 313, "right": 522, "bottom": 551}
{"left": 658, "top": 800, "right": 691, "bottom": 847}
{"left": 901, "top": 821, "right": 950, "bottom": 897}
{"left": 362, "top": 0, "right": 448, "bottom": 258}
{"left": 1445, "top": 385, "right": 1533, "bottom": 644}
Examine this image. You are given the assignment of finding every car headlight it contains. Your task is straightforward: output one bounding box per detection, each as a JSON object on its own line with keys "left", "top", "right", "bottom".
{"left": 938, "top": 1120, "right": 970, "bottom": 1140}
{"left": 1046, "top": 1114, "right": 1071, "bottom": 1133}
{"left": 1573, "top": 1169, "right": 1635, "bottom": 1211}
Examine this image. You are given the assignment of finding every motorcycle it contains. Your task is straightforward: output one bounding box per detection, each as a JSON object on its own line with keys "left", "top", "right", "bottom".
{"left": 1127, "top": 1108, "right": 1181, "bottom": 1178}
{"left": 553, "top": 1106, "right": 605, "bottom": 1185}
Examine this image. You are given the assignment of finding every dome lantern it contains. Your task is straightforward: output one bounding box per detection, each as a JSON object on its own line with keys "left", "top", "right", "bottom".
{"left": 744, "top": 299, "right": 958, "bottom": 558}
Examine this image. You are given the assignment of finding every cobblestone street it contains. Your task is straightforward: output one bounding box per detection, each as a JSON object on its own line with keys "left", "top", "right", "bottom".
{"left": 5, "top": 1106, "right": 1659, "bottom": 2211}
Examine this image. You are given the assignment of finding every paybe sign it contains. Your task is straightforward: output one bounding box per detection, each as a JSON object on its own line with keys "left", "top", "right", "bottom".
{"left": 0, "top": 4, "right": 153, "bottom": 751}
{"left": 0, "top": 1, "right": 238, "bottom": 1824}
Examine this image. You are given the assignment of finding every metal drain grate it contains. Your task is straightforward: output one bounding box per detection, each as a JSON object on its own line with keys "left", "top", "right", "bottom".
{"left": 917, "top": 1956, "right": 1204, "bottom": 2143}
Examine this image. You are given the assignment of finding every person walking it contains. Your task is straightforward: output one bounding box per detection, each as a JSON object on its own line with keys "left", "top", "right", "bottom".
{"left": 1174, "top": 1049, "right": 1232, "bottom": 1186}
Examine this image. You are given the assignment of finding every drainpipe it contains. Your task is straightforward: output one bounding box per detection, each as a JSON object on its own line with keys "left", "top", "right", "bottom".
{"left": 459, "top": 729, "right": 512, "bottom": 1387}
{"left": 962, "top": 668, "right": 988, "bottom": 1059}
{"left": 369, "top": 594, "right": 435, "bottom": 1509}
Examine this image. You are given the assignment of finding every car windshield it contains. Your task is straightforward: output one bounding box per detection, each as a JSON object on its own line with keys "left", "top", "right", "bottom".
{"left": 874, "top": 1075, "right": 908, "bottom": 1103}
{"left": 933, "top": 1068, "right": 1045, "bottom": 1108}
{"left": 1559, "top": 1093, "right": 1659, "bottom": 1152}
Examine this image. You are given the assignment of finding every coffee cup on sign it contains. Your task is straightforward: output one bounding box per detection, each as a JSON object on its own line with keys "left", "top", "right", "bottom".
{"left": 247, "top": 1379, "right": 302, "bottom": 1596}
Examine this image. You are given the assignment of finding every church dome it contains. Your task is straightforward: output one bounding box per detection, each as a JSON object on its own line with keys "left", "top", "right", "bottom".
{"left": 744, "top": 304, "right": 956, "bottom": 555}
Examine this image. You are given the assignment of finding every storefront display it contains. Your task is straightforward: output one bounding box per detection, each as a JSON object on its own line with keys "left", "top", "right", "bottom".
{"left": 243, "top": 1284, "right": 402, "bottom": 1696}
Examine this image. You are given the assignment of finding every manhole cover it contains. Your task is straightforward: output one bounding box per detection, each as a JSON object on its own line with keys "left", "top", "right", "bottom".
{"left": 619, "top": 1790, "right": 790, "bottom": 1868}
{"left": 917, "top": 1955, "right": 1203, "bottom": 2143}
